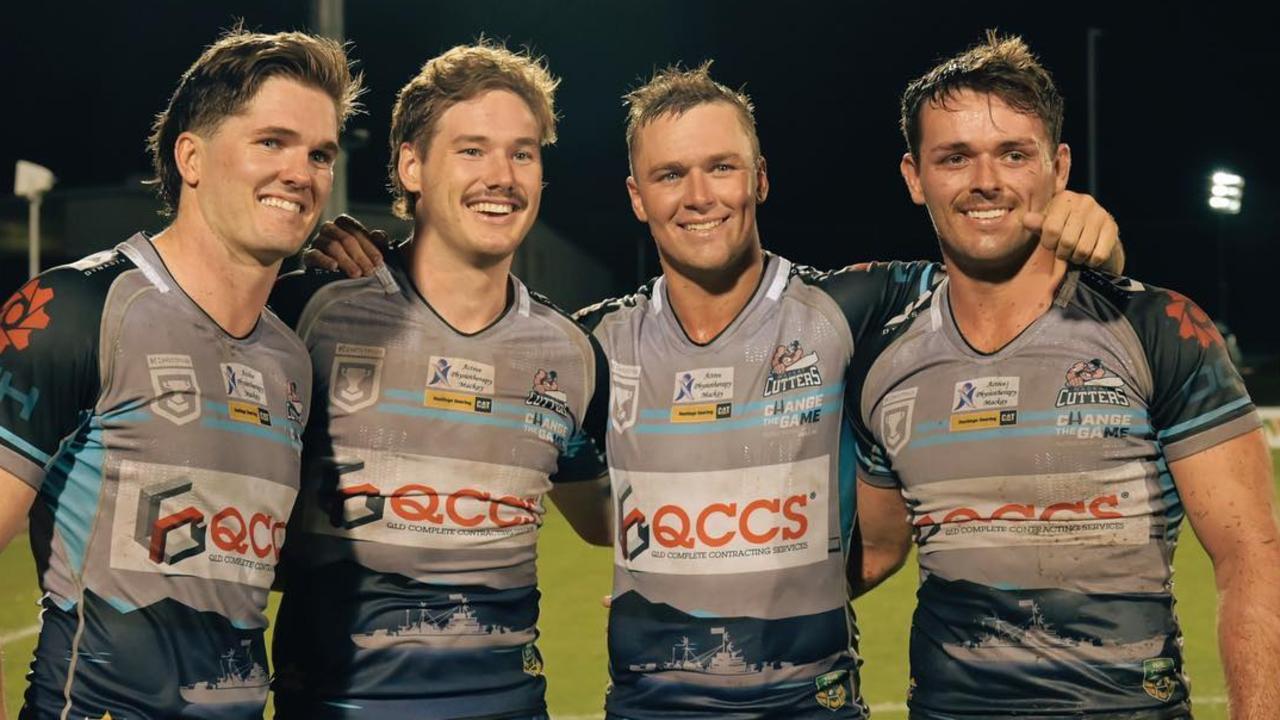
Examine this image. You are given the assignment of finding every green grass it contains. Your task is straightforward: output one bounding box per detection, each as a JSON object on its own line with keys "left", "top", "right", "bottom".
{"left": 5, "top": 453, "right": 1277, "bottom": 719}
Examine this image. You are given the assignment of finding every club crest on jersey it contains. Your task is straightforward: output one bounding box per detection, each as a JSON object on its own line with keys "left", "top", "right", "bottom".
{"left": 763, "top": 341, "right": 822, "bottom": 397}
{"left": 522, "top": 643, "right": 544, "bottom": 677}
{"left": 525, "top": 368, "right": 570, "bottom": 417}
{"left": 148, "top": 354, "right": 201, "bottom": 425}
{"left": 610, "top": 360, "right": 641, "bottom": 432}
{"left": 330, "top": 344, "right": 385, "bottom": 413}
{"left": 814, "top": 669, "right": 850, "bottom": 710}
{"left": 881, "top": 387, "right": 917, "bottom": 456}
{"left": 1055, "top": 359, "right": 1130, "bottom": 408}
{"left": 1142, "top": 657, "right": 1179, "bottom": 702}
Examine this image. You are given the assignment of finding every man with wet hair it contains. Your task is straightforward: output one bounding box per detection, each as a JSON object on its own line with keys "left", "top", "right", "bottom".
{"left": 0, "top": 28, "right": 360, "bottom": 720}
{"left": 853, "top": 32, "right": 1279, "bottom": 719}
{"left": 269, "top": 41, "right": 609, "bottom": 720}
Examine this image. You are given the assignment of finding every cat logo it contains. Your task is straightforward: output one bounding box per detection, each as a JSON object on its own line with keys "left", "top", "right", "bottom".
{"left": 610, "top": 361, "right": 641, "bottom": 432}
{"left": 522, "top": 643, "right": 544, "bottom": 677}
{"left": 881, "top": 387, "right": 917, "bottom": 456}
{"left": 814, "top": 669, "right": 849, "bottom": 710}
{"left": 1142, "top": 657, "right": 1178, "bottom": 702}
{"left": 148, "top": 354, "right": 201, "bottom": 426}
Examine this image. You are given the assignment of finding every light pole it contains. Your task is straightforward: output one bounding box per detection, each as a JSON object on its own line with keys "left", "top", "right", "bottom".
{"left": 1208, "top": 170, "right": 1244, "bottom": 324}
{"left": 14, "top": 160, "right": 56, "bottom": 279}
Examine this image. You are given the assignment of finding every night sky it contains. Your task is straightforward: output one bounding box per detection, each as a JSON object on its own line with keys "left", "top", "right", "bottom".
{"left": 4, "top": 0, "right": 1278, "bottom": 352}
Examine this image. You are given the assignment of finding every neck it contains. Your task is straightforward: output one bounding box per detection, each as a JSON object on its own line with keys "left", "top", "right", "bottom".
{"left": 945, "top": 244, "right": 1066, "bottom": 353}
{"left": 406, "top": 234, "right": 513, "bottom": 334}
{"left": 150, "top": 214, "right": 281, "bottom": 338}
{"left": 662, "top": 245, "right": 765, "bottom": 344}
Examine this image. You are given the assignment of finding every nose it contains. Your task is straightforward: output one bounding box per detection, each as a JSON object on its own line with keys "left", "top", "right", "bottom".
{"left": 280, "top": 148, "right": 313, "bottom": 189}
{"left": 970, "top": 155, "right": 1001, "bottom": 198}
{"left": 484, "top": 153, "right": 517, "bottom": 191}
{"left": 683, "top": 169, "right": 714, "bottom": 212}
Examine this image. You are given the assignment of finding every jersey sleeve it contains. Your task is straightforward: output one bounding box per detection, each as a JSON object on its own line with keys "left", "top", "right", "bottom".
{"left": 0, "top": 268, "right": 105, "bottom": 490}
{"left": 1128, "top": 286, "right": 1259, "bottom": 462}
{"left": 553, "top": 331, "right": 610, "bottom": 483}
{"left": 812, "top": 260, "right": 941, "bottom": 349}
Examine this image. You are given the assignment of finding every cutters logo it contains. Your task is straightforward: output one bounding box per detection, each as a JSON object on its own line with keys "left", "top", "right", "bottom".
{"left": 907, "top": 466, "right": 1150, "bottom": 553}
{"left": 610, "top": 361, "right": 641, "bottom": 432}
{"left": 0, "top": 278, "right": 53, "bottom": 354}
{"left": 1164, "top": 291, "right": 1223, "bottom": 349}
{"left": 330, "top": 344, "right": 385, "bottom": 413}
{"left": 148, "top": 354, "right": 201, "bottom": 425}
{"left": 612, "top": 456, "right": 828, "bottom": 574}
{"left": 110, "top": 461, "right": 297, "bottom": 588}
{"left": 1055, "top": 359, "right": 1129, "bottom": 408}
{"left": 763, "top": 341, "right": 822, "bottom": 397}
{"left": 303, "top": 447, "right": 546, "bottom": 550}
{"left": 525, "top": 368, "right": 571, "bottom": 417}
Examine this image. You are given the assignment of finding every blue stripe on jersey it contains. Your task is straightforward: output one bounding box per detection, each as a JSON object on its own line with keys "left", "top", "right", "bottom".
{"left": 200, "top": 400, "right": 303, "bottom": 450}
{"left": 41, "top": 422, "right": 105, "bottom": 575}
{"left": 1155, "top": 396, "right": 1252, "bottom": 440}
{"left": 377, "top": 400, "right": 533, "bottom": 432}
{"left": 0, "top": 422, "right": 51, "bottom": 464}
{"left": 1153, "top": 452, "right": 1184, "bottom": 541}
{"left": 631, "top": 386, "right": 844, "bottom": 435}
{"left": 838, "top": 417, "right": 856, "bottom": 553}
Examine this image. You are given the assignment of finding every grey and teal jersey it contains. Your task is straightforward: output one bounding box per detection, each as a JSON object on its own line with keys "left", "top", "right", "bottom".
{"left": 0, "top": 233, "right": 311, "bottom": 720}
{"left": 853, "top": 269, "right": 1259, "bottom": 718}
{"left": 268, "top": 253, "right": 608, "bottom": 720}
{"left": 574, "top": 254, "right": 937, "bottom": 719}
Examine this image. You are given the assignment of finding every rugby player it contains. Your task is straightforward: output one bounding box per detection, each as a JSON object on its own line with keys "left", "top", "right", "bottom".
{"left": 852, "top": 32, "right": 1280, "bottom": 718}
{"left": 0, "top": 29, "right": 360, "bottom": 719}
{"left": 311, "top": 60, "right": 1123, "bottom": 718}
{"left": 267, "top": 42, "right": 609, "bottom": 720}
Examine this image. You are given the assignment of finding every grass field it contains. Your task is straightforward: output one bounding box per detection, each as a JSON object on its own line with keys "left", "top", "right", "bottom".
{"left": 4, "top": 452, "right": 1277, "bottom": 719}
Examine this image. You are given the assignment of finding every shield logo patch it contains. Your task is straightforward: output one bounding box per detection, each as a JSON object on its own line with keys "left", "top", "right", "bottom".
{"left": 150, "top": 365, "right": 201, "bottom": 425}
{"left": 610, "top": 361, "right": 641, "bottom": 433}
{"left": 881, "top": 387, "right": 917, "bottom": 456}
{"left": 329, "top": 348, "right": 384, "bottom": 414}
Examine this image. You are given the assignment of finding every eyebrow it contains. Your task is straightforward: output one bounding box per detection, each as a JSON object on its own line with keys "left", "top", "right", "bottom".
{"left": 931, "top": 137, "right": 1040, "bottom": 154}
{"left": 451, "top": 134, "right": 540, "bottom": 147}
{"left": 256, "top": 126, "right": 340, "bottom": 155}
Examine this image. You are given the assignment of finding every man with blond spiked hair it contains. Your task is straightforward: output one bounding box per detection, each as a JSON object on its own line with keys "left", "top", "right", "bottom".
{"left": 0, "top": 27, "right": 360, "bottom": 720}
{"left": 270, "top": 40, "right": 610, "bottom": 720}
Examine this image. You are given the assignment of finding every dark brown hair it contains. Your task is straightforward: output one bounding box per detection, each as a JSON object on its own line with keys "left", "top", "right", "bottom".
{"left": 623, "top": 61, "right": 759, "bottom": 170}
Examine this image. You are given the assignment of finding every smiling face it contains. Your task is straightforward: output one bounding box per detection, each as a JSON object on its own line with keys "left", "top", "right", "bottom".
{"left": 626, "top": 101, "right": 768, "bottom": 284}
{"left": 399, "top": 89, "right": 543, "bottom": 265}
{"left": 185, "top": 76, "right": 340, "bottom": 265}
{"left": 901, "top": 88, "right": 1069, "bottom": 278}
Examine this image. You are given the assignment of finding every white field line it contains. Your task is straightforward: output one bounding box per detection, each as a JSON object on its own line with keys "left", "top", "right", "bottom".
{"left": 0, "top": 623, "right": 39, "bottom": 645}
{"left": 551, "top": 696, "right": 1229, "bottom": 719}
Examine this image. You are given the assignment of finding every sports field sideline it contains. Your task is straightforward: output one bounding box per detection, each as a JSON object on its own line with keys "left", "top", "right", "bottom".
{"left": 4, "top": 451, "right": 1276, "bottom": 718}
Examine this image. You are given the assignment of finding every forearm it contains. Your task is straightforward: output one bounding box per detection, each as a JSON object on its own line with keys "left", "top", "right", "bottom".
{"left": 1216, "top": 555, "right": 1280, "bottom": 718}
{"left": 850, "top": 541, "right": 910, "bottom": 598}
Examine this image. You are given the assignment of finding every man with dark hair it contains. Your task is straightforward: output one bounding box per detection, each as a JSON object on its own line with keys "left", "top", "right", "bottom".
{"left": 852, "top": 32, "right": 1279, "bottom": 719}
{"left": 268, "top": 41, "right": 609, "bottom": 720}
{"left": 0, "top": 28, "right": 360, "bottom": 719}
{"left": 312, "top": 59, "right": 1121, "bottom": 718}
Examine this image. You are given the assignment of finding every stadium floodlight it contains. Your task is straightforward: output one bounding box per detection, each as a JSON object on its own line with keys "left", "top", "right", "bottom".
{"left": 14, "top": 160, "right": 56, "bottom": 279}
{"left": 1208, "top": 170, "right": 1244, "bottom": 215}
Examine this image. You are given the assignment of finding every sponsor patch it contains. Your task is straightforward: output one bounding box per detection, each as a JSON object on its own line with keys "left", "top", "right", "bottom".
{"left": 949, "top": 409, "right": 1018, "bottom": 432}
{"left": 909, "top": 463, "right": 1151, "bottom": 553}
{"left": 881, "top": 387, "right": 917, "bottom": 455}
{"left": 148, "top": 354, "right": 201, "bottom": 425}
{"left": 285, "top": 380, "right": 305, "bottom": 424}
{"left": 228, "top": 400, "right": 271, "bottom": 426}
{"left": 110, "top": 460, "right": 297, "bottom": 588}
{"left": 814, "top": 669, "right": 850, "bottom": 711}
{"left": 330, "top": 344, "right": 385, "bottom": 413}
{"left": 0, "top": 278, "right": 54, "bottom": 355}
{"left": 671, "top": 367, "right": 734, "bottom": 423}
{"left": 952, "top": 376, "right": 1019, "bottom": 411}
{"left": 426, "top": 355, "right": 495, "bottom": 395}
{"left": 1055, "top": 359, "right": 1130, "bottom": 408}
{"left": 763, "top": 341, "right": 823, "bottom": 397}
{"left": 221, "top": 363, "right": 267, "bottom": 404}
{"left": 610, "top": 361, "right": 641, "bottom": 432}
{"left": 525, "top": 368, "right": 571, "bottom": 417}
{"left": 1142, "top": 657, "right": 1178, "bottom": 702}
{"left": 613, "top": 455, "right": 829, "bottom": 574}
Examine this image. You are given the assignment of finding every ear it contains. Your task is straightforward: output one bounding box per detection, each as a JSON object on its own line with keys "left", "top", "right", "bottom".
{"left": 625, "top": 176, "right": 648, "bottom": 223}
{"left": 1052, "top": 143, "right": 1071, "bottom": 194}
{"left": 398, "top": 142, "right": 423, "bottom": 196}
{"left": 754, "top": 155, "right": 770, "bottom": 204}
{"left": 900, "top": 152, "right": 926, "bottom": 206}
{"left": 174, "top": 131, "right": 202, "bottom": 189}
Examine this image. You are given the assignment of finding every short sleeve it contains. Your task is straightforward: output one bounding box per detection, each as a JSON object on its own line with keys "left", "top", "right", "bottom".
{"left": 553, "top": 331, "right": 610, "bottom": 483}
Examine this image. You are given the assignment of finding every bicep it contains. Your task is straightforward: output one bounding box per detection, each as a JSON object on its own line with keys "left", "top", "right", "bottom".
{"left": 0, "top": 467, "right": 37, "bottom": 551}
{"left": 1171, "top": 428, "right": 1280, "bottom": 569}
{"left": 857, "top": 476, "right": 913, "bottom": 550}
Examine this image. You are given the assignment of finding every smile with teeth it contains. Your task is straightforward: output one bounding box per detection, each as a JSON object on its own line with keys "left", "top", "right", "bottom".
{"left": 682, "top": 218, "right": 725, "bottom": 232}
{"left": 468, "top": 201, "right": 516, "bottom": 215}
{"left": 260, "top": 196, "right": 302, "bottom": 213}
{"left": 964, "top": 208, "right": 1009, "bottom": 220}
